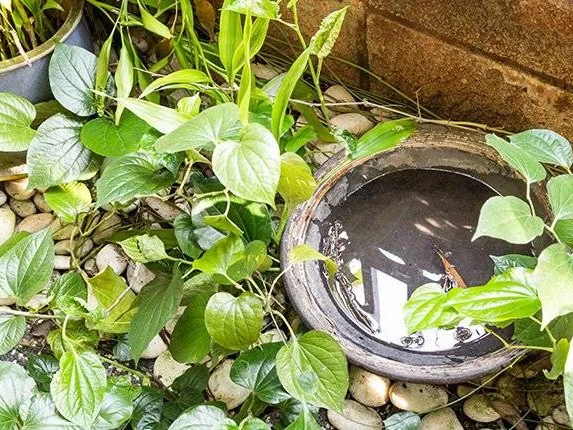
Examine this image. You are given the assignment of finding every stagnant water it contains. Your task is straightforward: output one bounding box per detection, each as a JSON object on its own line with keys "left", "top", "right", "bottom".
{"left": 322, "top": 168, "right": 531, "bottom": 352}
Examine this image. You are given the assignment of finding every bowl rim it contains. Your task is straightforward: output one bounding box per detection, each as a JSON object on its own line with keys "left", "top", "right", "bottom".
{"left": 280, "top": 124, "right": 535, "bottom": 384}
{"left": 0, "top": 0, "right": 85, "bottom": 73}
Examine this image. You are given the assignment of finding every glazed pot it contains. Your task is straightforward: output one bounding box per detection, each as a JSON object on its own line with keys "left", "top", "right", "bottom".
{"left": 0, "top": 0, "right": 91, "bottom": 103}
{"left": 281, "top": 124, "right": 548, "bottom": 384}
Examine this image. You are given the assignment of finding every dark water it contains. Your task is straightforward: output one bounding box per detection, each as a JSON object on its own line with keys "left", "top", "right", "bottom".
{"left": 322, "top": 169, "right": 530, "bottom": 352}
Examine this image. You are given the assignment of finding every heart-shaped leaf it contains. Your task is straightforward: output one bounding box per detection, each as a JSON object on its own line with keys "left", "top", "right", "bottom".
{"left": 533, "top": 244, "right": 573, "bottom": 328}
{"left": 0, "top": 92, "right": 36, "bottom": 151}
{"left": 510, "top": 129, "right": 573, "bottom": 169}
{"left": 49, "top": 44, "right": 98, "bottom": 117}
{"left": 473, "top": 196, "right": 545, "bottom": 244}
{"left": 50, "top": 350, "right": 107, "bottom": 427}
{"left": 548, "top": 174, "right": 573, "bottom": 223}
{"left": 276, "top": 330, "right": 348, "bottom": 411}
{"left": 44, "top": 182, "right": 92, "bottom": 223}
{"left": 231, "top": 342, "right": 289, "bottom": 404}
{"left": 204, "top": 292, "right": 264, "bottom": 350}
{"left": 81, "top": 111, "right": 150, "bottom": 157}
{"left": 212, "top": 123, "right": 280, "bottom": 206}
{"left": 485, "top": 134, "right": 546, "bottom": 183}
{"left": 95, "top": 154, "right": 177, "bottom": 207}
{"left": 169, "top": 405, "right": 235, "bottom": 430}
{"left": 277, "top": 152, "right": 316, "bottom": 207}
{"left": 155, "top": 103, "right": 241, "bottom": 153}
{"left": 27, "top": 114, "right": 95, "bottom": 188}
{"left": 0, "top": 362, "right": 36, "bottom": 427}
{"left": 0, "top": 228, "right": 54, "bottom": 306}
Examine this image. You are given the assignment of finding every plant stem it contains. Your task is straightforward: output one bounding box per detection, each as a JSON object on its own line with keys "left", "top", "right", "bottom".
{"left": 0, "top": 308, "right": 64, "bottom": 320}
{"left": 100, "top": 355, "right": 150, "bottom": 383}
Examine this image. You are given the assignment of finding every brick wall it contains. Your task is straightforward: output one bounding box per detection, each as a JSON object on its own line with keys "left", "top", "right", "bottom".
{"left": 276, "top": 0, "right": 573, "bottom": 138}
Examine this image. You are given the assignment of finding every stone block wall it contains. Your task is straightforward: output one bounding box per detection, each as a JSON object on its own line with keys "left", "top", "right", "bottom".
{"left": 274, "top": 0, "right": 573, "bottom": 138}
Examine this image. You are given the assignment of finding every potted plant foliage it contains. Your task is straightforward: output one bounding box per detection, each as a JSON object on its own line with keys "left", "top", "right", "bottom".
{"left": 0, "top": 0, "right": 91, "bottom": 102}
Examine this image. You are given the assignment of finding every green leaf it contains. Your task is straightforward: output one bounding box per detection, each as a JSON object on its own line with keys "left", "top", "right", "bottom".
{"left": 155, "top": 103, "right": 241, "bottom": 153}
{"left": 49, "top": 272, "right": 88, "bottom": 316}
{"left": 94, "top": 376, "right": 141, "bottom": 430}
{"left": 44, "top": 182, "right": 92, "bottom": 223}
{"left": 213, "top": 123, "right": 280, "bottom": 206}
{"left": 49, "top": 44, "right": 97, "bottom": 117}
{"left": 169, "top": 405, "right": 235, "bottom": 430}
{"left": 87, "top": 267, "right": 137, "bottom": 334}
{"left": 193, "top": 234, "right": 244, "bottom": 276}
{"left": 231, "top": 342, "right": 289, "bottom": 404}
{"left": 485, "top": 134, "right": 546, "bottom": 183}
{"left": 554, "top": 219, "right": 573, "bottom": 247}
{"left": 172, "top": 365, "right": 209, "bottom": 395}
{"left": 510, "top": 129, "right": 573, "bottom": 169}
{"left": 219, "top": 0, "right": 243, "bottom": 82}
{"left": 96, "top": 33, "right": 113, "bottom": 94}
{"left": 308, "top": 7, "right": 347, "bottom": 58}
{"left": 26, "top": 354, "right": 59, "bottom": 392}
{"left": 0, "top": 314, "right": 25, "bottom": 355}
{"left": 226, "top": 240, "right": 267, "bottom": 282}
{"left": 50, "top": 350, "right": 107, "bottom": 427}
{"left": 284, "top": 125, "right": 317, "bottom": 153}
{"left": 277, "top": 152, "right": 316, "bottom": 207}
{"left": 0, "top": 92, "right": 36, "bottom": 151}
{"left": 545, "top": 338, "right": 569, "bottom": 380}
{"left": 288, "top": 244, "right": 337, "bottom": 277}
{"left": 19, "top": 392, "right": 81, "bottom": 429}
{"left": 115, "top": 43, "right": 134, "bottom": 123}
{"left": 174, "top": 214, "right": 203, "bottom": 259}
{"left": 285, "top": 407, "right": 321, "bottom": 430}
{"left": 271, "top": 48, "right": 311, "bottom": 138}
{"left": 0, "top": 227, "right": 54, "bottom": 306}
{"left": 447, "top": 270, "right": 541, "bottom": 323}
{"left": 95, "top": 154, "right": 176, "bottom": 207}
{"left": 513, "top": 314, "right": 573, "bottom": 348}
{"left": 131, "top": 387, "right": 163, "bottom": 430}
{"left": 204, "top": 292, "right": 264, "bottom": 350}
{"left": 547, "top": 174, "right": 573, "bottom": 223}
{"left": 121, "top": 98, "right": 191, "bottom": 134}
{"left": 47, "top": 323, "right": 99, "bottom": 360}
{"left": 129, "top": 268, "right": 184, "bottom": 362}
{"left": 243, "top": 418, "right": 271, "bottom": 430}
{"left": 351, "top": 118, "right": 416, "bottom": 160}
{"left": 0, "top": 361, "right": 36, "bottom": 427}
{"left": 81, "top": 111, "right": 150, "bottom": 157}
{"left": 139, "top": 69, "right": 210, "bottom": 99}
{"left": 27, "top": 114, "right": 94, "bottom": 188}
{"left": 276, "top": 331, "right": 348, "bottom": 411}
{"left": 404, "top": 284, "right": 461, "bottom": 333}
{"left": 224, "top": 0, "right": 279, "bottom": 19}
{"left": 491, "top": 254, "right": 538, "bottom": 275}
{"left": 472, "top": 196, "right": 545, "bottom": 244}
{"left": 564, "top": 336, "right": 573, "bottom": 428}
{"left": 138, "top": 1, "right": 172, "bottom": 39}
{"left": 533, "top": 244, "right": 573, "bottom": 328}
{"left": 383, "top": 411, "right": 421, "bottom": 430}
{"left": 119, "top": 234, "right": 170, "bottom": 263}
{"left": 204, "top": 214, "right": 244, "bottom": 236}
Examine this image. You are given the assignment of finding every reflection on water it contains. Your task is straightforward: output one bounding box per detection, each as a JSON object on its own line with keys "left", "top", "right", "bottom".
{"left": 322, "top": 169, "right": 529, "bottom": 353}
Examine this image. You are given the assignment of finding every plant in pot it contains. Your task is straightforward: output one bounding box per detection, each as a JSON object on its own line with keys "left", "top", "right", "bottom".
{"left": 0, "top": 0, "right": 91, "bottom": 102}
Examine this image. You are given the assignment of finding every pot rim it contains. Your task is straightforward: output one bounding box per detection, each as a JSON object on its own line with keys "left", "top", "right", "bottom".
{"left": 0, "top": 0, "right": 85, "bottom": 73}
{"left": 280, "top": 124, "right": 533, "bottom": 384}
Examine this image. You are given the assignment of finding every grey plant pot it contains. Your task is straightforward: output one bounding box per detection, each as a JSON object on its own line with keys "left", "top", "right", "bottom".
{"left": 0, "top": 0, "right": 91, "bottom": 103}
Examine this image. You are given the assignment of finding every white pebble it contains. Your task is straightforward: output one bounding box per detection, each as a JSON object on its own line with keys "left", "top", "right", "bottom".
{"left": 53, "top": 255, "right": 71, "bottom": 270}
{"left": 421, "top": 407, "right": 463, "bottom": 430}
{"left": 96, "top": 244, "right": 128, "bottom": 275}
{"left": 140, "top": 334, "right": 168, "bottom": 359}
{"left": 329, "top": 113, "right": 374, "bottom": 137}
{"left": 33, "top": 193, "right": 52, "bottom": 212}
{"left": 0, "top": 207, "right": 16, "bottom": 245}
{"left": 144, "top": 197, "right": 184, "bottom": 222}
{"left": 93, "top": 214, "right": 122, "bottom": 244}
{"left": 153, "top": 351, "right": 190, "bottom": 387}
{"left": 127, "top": 262, "right": 156, "bottom": 293}
{"left": 327, "top": 399, "right": 382, "bottom": 430}
{"left": 0, "top": 190, "right": 7, "bottom": 206}
{"left": 389, "top": 382, "right": 448, "bottom": 413}
{"left": 208, "top": 359, "right": 250, "bottom": 410}
{"left": 463, "top": 394, "right": 501, "bottom": 423}
{"left": 16, "top": 213, "right": 53, "bottom": 233}
{"left": 348, "top": 366, "right": 391, "bottom": 407}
